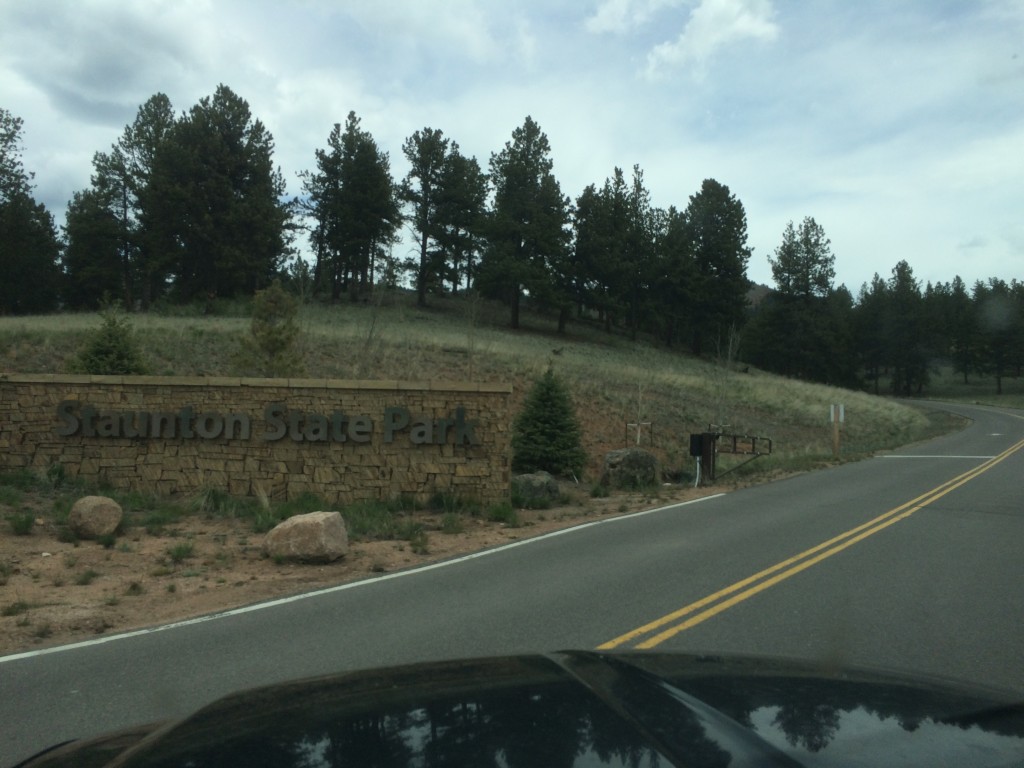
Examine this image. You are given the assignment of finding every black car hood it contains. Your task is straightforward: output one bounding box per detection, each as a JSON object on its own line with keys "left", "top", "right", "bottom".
{"left": 17, "top": 651, "right": 1024, "bottom": 767}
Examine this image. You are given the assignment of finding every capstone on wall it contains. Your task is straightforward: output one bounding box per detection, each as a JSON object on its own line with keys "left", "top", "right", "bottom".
{"left": 0, "top": 375, "right": 511, "bottom": 506}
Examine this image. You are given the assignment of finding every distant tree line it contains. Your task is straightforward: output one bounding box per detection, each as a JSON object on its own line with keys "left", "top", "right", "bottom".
{"left": 745, "top": 217, "right": 1023, "bottom": 395}
{"left": 1, "top": 88, "right": 1020, "bottom": 395}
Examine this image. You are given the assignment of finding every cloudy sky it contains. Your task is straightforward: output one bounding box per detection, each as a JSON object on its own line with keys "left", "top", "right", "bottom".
{"left": 1, "top": 0, "right": 1021, "bottom": 293}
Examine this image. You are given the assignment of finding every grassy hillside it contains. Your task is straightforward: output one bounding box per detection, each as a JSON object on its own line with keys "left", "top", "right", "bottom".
{"left": 0, "top": 292, "right": 961, "bottom": 482}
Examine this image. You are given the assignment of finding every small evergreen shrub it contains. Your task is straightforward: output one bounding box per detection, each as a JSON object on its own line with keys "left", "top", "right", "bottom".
{"left": 72, "top": 302, "right": 148, "bottom": 375}
{"left": 236, "top": 279, "right": 303, "bottom": 377}
{"left": 511, "top": 368, "right": 586, "bottom": 477}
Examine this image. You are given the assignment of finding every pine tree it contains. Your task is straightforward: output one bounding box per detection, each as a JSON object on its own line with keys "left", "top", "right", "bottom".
{"left": 237, "top": 279, "right": 303, "bottom": 377}
{"left": 148, "top": 85, "right": 289, "bottom": 302}
{"left": 478, "top": 116, "right": 570, "bottom": 329}
{"left": 0, "top": 109, "right": 61, "bottom": 314}
{"left": 300, "top": 113, "right": 399, "bottom": 301}
{"left": 400, "top": 127, "right": 449, "bottom": 306}
{"left": 683, "top": 179, "right": 752, "bottom": 356}
{"left": 72, "top": 303, "right": 148, "bottom": 375}
{"left": 511, "top": 368, "right": 586, "bottom": 476}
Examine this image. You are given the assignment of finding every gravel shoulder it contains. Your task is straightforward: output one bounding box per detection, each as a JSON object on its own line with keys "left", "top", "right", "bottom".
{"left": 1, "top": 484, "right": 714, "bottom": 656}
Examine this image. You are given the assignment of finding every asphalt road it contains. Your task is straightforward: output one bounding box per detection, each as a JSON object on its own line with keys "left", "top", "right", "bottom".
{"left": 3, "top": 401, "right": 1023, "bottom": 765}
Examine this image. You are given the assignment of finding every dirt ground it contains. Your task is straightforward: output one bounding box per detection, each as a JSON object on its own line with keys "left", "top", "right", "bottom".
{"left": 0, "top": 484, "right": 716, "bottom": 656}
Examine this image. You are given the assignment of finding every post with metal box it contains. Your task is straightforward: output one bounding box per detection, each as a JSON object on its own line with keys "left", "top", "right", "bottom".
{"left": 689, "top": 428, "right": 773, "bottom": 486}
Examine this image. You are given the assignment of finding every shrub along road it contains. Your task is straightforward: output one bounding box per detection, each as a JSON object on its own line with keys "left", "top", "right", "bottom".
{"left": 3, "top": 401, "right": 1023, "bottom": 766}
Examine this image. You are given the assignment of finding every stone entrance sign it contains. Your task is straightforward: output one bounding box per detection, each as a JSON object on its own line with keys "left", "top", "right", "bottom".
{"left": 0, "top": 375, "right": 511, "bottom": 506}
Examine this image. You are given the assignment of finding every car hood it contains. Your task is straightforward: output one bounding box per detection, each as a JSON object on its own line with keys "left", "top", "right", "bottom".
{"left": 16, "top": 651, "right": 1024, "bottom": 767}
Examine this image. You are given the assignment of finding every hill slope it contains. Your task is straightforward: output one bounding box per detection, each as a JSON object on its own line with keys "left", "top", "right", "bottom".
{"left": 0, "top": 292, "right": 951, "bottom": 481}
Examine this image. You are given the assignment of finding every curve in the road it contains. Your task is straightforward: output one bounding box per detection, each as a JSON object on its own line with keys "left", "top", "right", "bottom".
{"left": 599, "top": 434, "right": 1024, "bottom": 650}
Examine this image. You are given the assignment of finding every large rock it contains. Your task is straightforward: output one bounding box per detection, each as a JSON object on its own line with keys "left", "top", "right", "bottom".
{"left": 263, "top": 511, "right": 348, "bottom": 563}
{"left": 601, "top": 448, "right": 660, "bottom": 489}
{"left": 67, "top": 495, "right": 123, "bottom": 539}
{"left": 511, "top": 471, "right": 560, "bottom": 505}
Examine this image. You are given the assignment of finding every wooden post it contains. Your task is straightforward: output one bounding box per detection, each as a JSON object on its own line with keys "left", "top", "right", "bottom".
{"left": 701, "top": 432, "right": 717, "bottom": 483}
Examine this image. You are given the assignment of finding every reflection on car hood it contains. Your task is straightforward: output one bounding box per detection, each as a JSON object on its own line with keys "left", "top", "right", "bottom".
{"left": 17, "top": 651, "right": 1024, "bottom": 767}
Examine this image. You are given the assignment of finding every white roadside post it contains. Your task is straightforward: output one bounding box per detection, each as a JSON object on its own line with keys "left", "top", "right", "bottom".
{"left": 830, "top": 404, "right": 845, "bottom": 458}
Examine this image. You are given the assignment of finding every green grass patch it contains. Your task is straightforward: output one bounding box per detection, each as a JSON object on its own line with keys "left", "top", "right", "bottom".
{"left": 428, "top": 492, "right": 480, "bottom": 516}
{"left": 342, "top": 502, "right": 399, "bottom": 541}
{"left": 0, "top": 469, "right": 38, "bottom": 491}
{"left": 188, "top": 487, "right": 263, "bottom": 520}
{"left": 440, "top": 512, "right": 465, "bottom": 534}
{"left": 510, "top": 490, "right": 552, "bottom": 510}
{"left": 0, "top": 486, "right": 24, "bottom": 506}
{"left": 486, "top": 502, "right": 520, "bottom": 527}
{"left": 75, "top": 569, "right": 100, "bottom": 586}
{"left": 139, "top": 507, "right": 184, "bottom": 536}
{"left": 394, "top": 518, "right": 428, "bottom": 551}
{"left": 7, "top": 511, "right": 34, "bottom": 536}
{"left": 167, "top": 542, "right": 195, "bottom": 564}
{"left": 251, "top": 506, "right": 280, "bottom": 534}
{"left": 2, "top": 601, "right": 31, "bottom": 617}
{"left": 125, "top": 581, "right": 145, "bottom": 596}
{"left": 276, "top": 491, "right": 327, "bottom": 517}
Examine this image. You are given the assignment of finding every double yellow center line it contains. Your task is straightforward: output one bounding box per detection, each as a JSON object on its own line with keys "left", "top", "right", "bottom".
{"left": 599, "top": 437, "right": 1024, "bottom": 650}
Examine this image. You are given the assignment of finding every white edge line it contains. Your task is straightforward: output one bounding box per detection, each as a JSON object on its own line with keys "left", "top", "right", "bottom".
{"left": 0, "top": 493, "right": 726, "bottom": 664}
{"left": 879, "top": 455, "right": 996, "bottom": 459}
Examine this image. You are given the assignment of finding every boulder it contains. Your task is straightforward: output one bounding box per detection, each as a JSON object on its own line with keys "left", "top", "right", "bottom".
{"left": 601, "top": 448, "right": 659, "bottom": 489}
{"left": 511, "top": 471, "right": 560, "bottom": 504}
{"left": 67, "top": 495, "right": 123, "bottom": 539}
{"left": 263, "top": 511, "right": 348, "bottom": 563}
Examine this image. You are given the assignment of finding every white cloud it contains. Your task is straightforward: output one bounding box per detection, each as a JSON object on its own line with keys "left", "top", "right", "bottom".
{"left": 331, "top": 1, "right": 506, "bottom": 65}
{"left": 585, "top": 0, "right": 683, "bottom": 34}
{"left": 644, "top": 0, "right": 779, "bottom": 77}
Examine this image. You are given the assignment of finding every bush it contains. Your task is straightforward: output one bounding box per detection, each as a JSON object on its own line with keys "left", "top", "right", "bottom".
{"left": 75, "top": 569, "right": 99, "bottom": 585}
{"left": 7, "top": 512, "right": 34, "bottom": 536}
{"left": 167, "top": 542, "right": 195, "bottom": 564}
{"left": 71, "top": 302, "right": 148, "bottom": 375}
{"left": 2, "top": 601, "right": 30, "bottom": 617}
{"left": 486, "top": 502, "right": 520, "bottom": 527}
{"left": 440, "top": 512, "right": 464, "bottom": 534}
{"left": 511, "top": 368, "right": 586, "bottom": 477}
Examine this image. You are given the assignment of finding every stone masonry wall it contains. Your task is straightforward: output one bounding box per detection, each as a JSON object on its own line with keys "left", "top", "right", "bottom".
{"left": 0, "top": 375, "right": 511, "bottom": 506}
